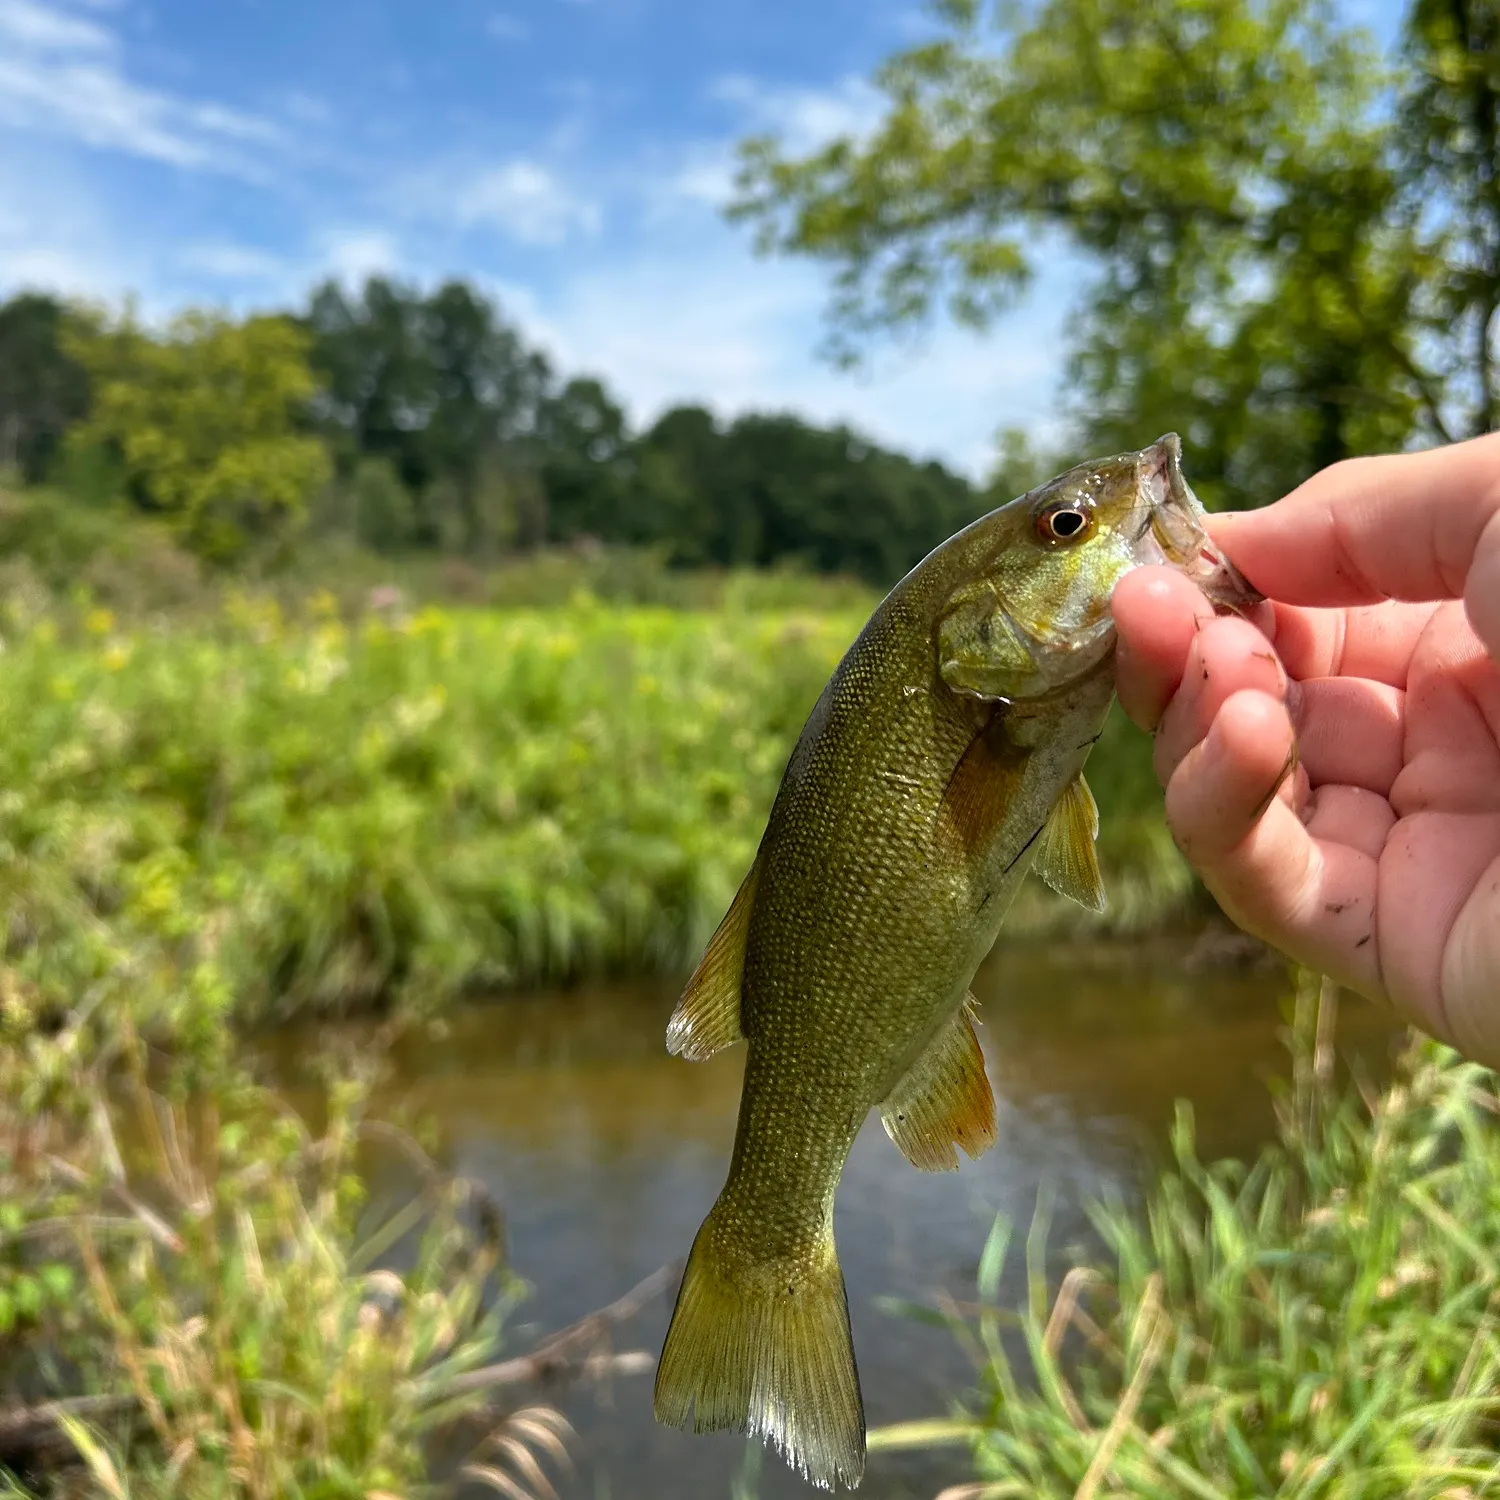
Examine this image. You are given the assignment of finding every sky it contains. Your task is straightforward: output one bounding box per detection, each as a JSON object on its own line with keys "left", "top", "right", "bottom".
{"left": 0, "top": 0, "right": 1408, "bottom": 481}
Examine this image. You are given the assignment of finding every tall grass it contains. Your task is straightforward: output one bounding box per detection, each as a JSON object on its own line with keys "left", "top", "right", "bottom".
{"left": 0, "top": 1015, "right": 572, "bottom": 1500}
{"left": 0, "top": 589, "right": 1187, "bottom": 1056}
{"left": 873, "top": 978, "right": 1500, "bottom": 1498}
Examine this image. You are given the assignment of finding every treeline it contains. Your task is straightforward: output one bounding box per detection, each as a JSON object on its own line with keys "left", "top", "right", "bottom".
{"left": 0, "top": 281, "right": 982, "bottom": 581}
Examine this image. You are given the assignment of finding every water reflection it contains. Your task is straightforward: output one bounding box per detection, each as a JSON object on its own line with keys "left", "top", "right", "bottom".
{"left": 264, "top": 940, "right": 1399, "bottom": 1500}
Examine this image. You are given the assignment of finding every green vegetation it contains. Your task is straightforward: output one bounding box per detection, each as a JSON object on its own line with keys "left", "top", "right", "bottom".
{"left": 66, "top": 309, "right": 331, "bottom": 564}
{"left": 734, "top": 0, "right": 1500, "bottom": 508}
{"left": 0, "top": 566, "right": 1185, "bottom": 1063}
{"left": 0, "top": 1013, "right": 573, "bottom": 1500}
{"left": 8, "top": 0, "right": 1500, "bottom": 1489}
{"left": 874, "top": 980, "right": 1500, "bottom": 1497}
{"left": 0, "top": 277, "right": 985, "bottom": 586}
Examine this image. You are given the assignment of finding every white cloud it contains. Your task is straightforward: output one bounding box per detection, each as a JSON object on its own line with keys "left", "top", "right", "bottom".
{"left": 178, "top": 242, "right": 287, "bottom": 281}
{"left": 646, "top": 74, "right": 882, "bottom": 221}
{"left": 0, "top": 0, "right": 279, "bottom": 171}
{"left": 446, "top": 160, "right": 602, "bottom": 246}
{"left": 490, "top": 226, "right": 1076, "bottom": 480}
{"left": 0, "top": 0, "right": 109, "bottom": 49}
{"left": 486, "top": 12, "right": 529, "bottom": 40}
{"left": 658, "top": 150, "right": 737, "bottom": 210}
{"left": 708, "top": 73, "right": 884, "bottom": 154}
{"left": 317, "top": 229, "right": 399, "bottom": 285}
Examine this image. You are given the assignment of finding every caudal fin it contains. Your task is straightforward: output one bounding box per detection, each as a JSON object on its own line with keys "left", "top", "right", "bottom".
{"left": 654, "top": 1209, "right": 865, "bottom": 1490}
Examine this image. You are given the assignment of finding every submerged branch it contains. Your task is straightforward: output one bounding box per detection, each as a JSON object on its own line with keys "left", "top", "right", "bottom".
{"left": 446, "top": 1260, "right": 682, "bottom": 1394}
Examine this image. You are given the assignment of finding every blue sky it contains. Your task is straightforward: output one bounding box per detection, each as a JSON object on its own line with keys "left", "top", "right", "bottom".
{"left": 0, "top": 0, "right": 1405, "bottom": 479}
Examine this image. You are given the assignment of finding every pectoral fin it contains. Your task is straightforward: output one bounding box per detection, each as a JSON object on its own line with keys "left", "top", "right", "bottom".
{"left": 666, "top": 861, "right": 758, "bottom": 1061}
{"left": 937, "top": 709, "right": 1024, "bottom": 861}
{"left": 1034, "top": 773, "right": 1106, "bottom": 913}
{"left": 881, "top": 999, "right": 996, "bottom": 1172}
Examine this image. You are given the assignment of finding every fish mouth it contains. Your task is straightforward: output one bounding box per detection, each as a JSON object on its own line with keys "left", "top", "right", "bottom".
{"left": 1138, "top": 433, "right": 1262, "bottom": 615}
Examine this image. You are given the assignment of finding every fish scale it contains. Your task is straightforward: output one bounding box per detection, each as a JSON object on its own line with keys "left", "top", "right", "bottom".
{"left": 653, "top": 433, "right": 1261, "bottom": 1489}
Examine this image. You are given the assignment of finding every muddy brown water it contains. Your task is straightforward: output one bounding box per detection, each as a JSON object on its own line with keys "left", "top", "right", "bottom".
{"left": 263, "top": 939, "right": 1400, "bottom": 1500}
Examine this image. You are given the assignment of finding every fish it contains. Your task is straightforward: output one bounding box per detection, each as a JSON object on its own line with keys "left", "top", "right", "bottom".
{"left": 652, "top": 433, "right": 1259, "bottom": 1489}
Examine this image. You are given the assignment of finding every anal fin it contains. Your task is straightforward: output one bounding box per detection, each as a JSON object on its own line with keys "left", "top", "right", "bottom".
{"left": 1034, "top": 772, "right": 1107, "bottom": 913}
{"left": 881, "top": 1000, "right": 996, "bottom": 1172}
{"left": 666, "top": 860, "right": 758, "bottom": 1061}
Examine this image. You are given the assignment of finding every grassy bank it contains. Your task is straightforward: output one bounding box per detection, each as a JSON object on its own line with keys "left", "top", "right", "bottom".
{"left": 0, "top": 489, "right": 1222, "bottom": 1497}
{"left": 0, "top": 586, "right": 1192, "bottom": 1059}
{"left": 875, "top": 979, "right": 1500, "bottom": 1497}
{"left": 0, "top": 1013, "right": 582, "bottom": 1500}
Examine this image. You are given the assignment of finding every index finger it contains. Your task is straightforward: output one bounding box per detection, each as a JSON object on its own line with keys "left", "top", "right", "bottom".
{"left": 1210, "top": 433, "right": 1500, "bottom": 656}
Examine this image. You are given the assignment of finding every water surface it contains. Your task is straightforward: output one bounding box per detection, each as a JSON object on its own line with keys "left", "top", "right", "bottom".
{"left": 269, "top": 938, "right": 1399, "bottom": 1500}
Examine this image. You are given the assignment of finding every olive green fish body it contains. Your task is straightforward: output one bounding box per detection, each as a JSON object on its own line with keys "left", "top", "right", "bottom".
{"left": 654, "top": 436, "right": 1259, "bottom": 1489}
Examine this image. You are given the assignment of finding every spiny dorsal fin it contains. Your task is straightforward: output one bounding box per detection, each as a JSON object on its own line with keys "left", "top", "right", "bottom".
{"left": 1035, "top": 772, "right": 1106, "bottom": 913}
{"left": 666, "top": 861, "right": 758, "bottom": 1061}
{"left": 881, "top": 998, "right": 996, "bottom": 1172}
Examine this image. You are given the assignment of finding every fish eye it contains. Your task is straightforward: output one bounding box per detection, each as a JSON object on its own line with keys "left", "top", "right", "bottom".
{"left": 1036, "top": 504, "right": 1093, "bottom": 545}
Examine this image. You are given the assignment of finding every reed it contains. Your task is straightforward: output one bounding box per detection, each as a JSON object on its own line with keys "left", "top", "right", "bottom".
{"left": 0, "top": 1016, "right": 573, "bottom": 1499}
{"left": 872, "top": 977, "right": 1500, "bottom": 1498}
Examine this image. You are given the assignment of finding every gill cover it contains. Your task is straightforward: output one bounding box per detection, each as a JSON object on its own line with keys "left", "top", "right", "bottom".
{"left": 936, "top": 457, "right": 1139, "bottom": 702}
{"left": 935, "top": 433, "right": 1258, "bottom": 704}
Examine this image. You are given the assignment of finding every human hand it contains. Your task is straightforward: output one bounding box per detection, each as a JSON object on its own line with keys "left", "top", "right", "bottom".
{"left": 1112, "top": 434, "right": 1500, "bottom": 1062}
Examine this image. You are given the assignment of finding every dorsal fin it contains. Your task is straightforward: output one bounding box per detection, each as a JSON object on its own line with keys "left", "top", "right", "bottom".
{"left": 1034, "top": 772, "right": 1106, "bottom": 912}
{"left": 881, "top": 998, "right": 997, "bottom": 1172}
{"left": 666, "top": 861, "right": 758, "bottom": 1061}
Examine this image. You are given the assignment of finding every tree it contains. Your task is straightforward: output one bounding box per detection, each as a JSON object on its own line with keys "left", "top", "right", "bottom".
{"left": 720, "top": 413, "right": 980, "bottom": 580}
{"left": 351, "top": 455, "right": 416, "bottom": 552}
{"left": 304, "top": 277, "right": 554, "bottom": 553}
{"left": 613, "top": 404, "right": 980, "bottom": 583}
{"left": 420, "top": 280, "right": 552, "bottom": 553}
{"left": 732, "top": 0, "right": 1445, "bottom": 505}
{"left": 1401, "top": 0, "right": 1500, "bottom": 437}
{"left": 538, "top": 376, "right": 632, "bottom": 543}
{"left": 629, "top": 405, "right": 756, "bottom": 563}
{"left": 67, "top": 310, "right": 331, "bottom": 562}
{"left": 0, "top": 293, "right": 90, "bottom": 483}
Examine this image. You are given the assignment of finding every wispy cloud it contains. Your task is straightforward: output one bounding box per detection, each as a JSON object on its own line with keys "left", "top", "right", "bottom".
{"left": 648, "top": 74, "right": 883, "bottom": 218}
{"left": 486, "top": 12, "right": 529, "bottom": 41}
{"left": 0, "top": 0, "right": 279, "bottom": 171}
{"left": 178, "top": 242, "right": 287, "bottom": 281}
{"left": 488, "top": 228, "right": 1073, "bottom": 479}
{"left": 440, "top": 160, "right": 602, "bottom": 246}
{"left": 0, "top": 0, "right": 109, "bottom": 49}
{"left": 708, "top": 74, "right": 883, "bottom": 153}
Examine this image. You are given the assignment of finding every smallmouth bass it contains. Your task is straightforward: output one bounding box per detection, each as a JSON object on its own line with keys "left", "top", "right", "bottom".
{"left": 653, "top": 435, "right": 1259, "bottom": 1489}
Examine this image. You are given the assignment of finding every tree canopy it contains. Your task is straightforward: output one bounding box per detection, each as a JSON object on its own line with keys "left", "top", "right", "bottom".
{"left": 0, "top": 293, "right": 90, "bottom": 485}
{"left": 732, "top": 0, "right": 1500, "bottom": 506}
{"left": 65, "top": 309, "right": 331, "bottom": 563}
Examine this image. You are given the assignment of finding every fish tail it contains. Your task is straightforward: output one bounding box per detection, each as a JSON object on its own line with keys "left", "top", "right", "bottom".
{"left": 654, "top": 1203, "right": 864, "bottom": 1490}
